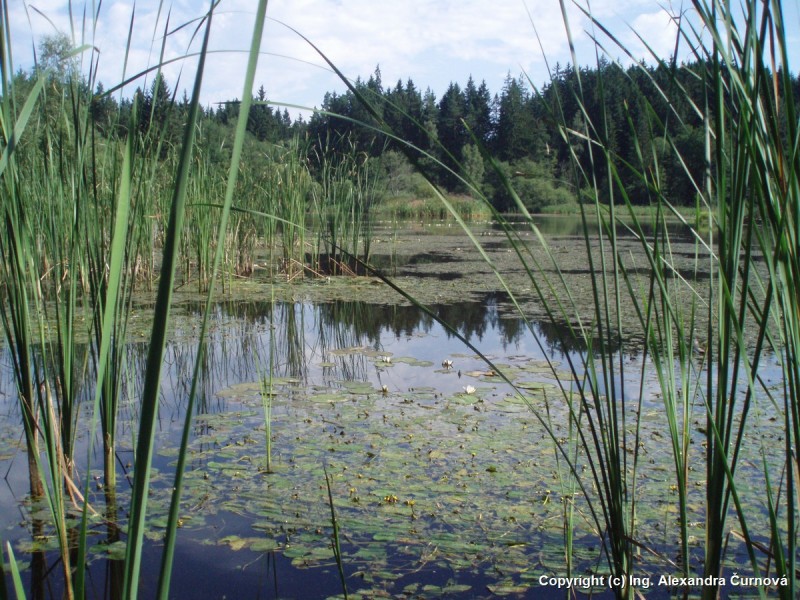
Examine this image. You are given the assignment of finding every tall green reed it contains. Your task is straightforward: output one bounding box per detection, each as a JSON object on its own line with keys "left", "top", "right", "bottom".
{"left": 311, "top": 135, "right": 382, "bottom": 275}
{"left": 0, "top": 15, "right": 100, "bottom": 596}
{"left": 1, "top": 0, "right": 271, "bottom": 597}
{"left": 688, "top": 1, "right": 799, "bottom": 594}
{"left": 155, "top": 2, "right": 269, "bottom": 596}
{"left": 308, "top": 0, "right": 797, "bottom": 596}
{"left": 490, "top": 0, "right": 800, "bottom": 595}
{"left": 265, "top": 137, "right": 313, "bottom": 278}
{"left": 556, "top": 1, "right": 800, "bottom": 596}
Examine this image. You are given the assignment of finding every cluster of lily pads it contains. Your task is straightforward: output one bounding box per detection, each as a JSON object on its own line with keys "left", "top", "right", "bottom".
{"left": 127, "top": 338, "right": 786, "bottom": 598}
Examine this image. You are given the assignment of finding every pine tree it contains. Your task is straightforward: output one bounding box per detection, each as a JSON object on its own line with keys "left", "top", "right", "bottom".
{"left": 463, "top": 77, "right": 492, "bottom": 146}
{"left": 437, "top": 83, "right": 465, "bottom": 157}
{"left": 494, "top": 74, "right": 537, "bottom": 161}
{"left": 247, "top": 84, "right": 273, "bottom": 141}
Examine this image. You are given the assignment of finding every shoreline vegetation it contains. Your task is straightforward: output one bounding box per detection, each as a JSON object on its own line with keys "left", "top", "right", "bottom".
{"left": 372, "top": 194, "right": 708, "bottom": 222}
{"left": 1, "top": 0, "right": 798, "bottom": 598}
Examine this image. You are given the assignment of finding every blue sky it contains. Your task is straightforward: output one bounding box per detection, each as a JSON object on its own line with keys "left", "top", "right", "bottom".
{"left": 9, "top": 1, "right": 799, "bottom": 118}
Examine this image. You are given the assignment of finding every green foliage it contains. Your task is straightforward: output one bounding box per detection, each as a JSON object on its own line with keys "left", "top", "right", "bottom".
{"left": 380, "top": 149, "right": 417, "bottom": 195}
{"left": 0, "top": 1, "right": 271, "bottom": 598}
{"left": 485, "top": 158, "right": 574, "bottom": 212}
{"left": 311, "top": 134, "right": 384, "bottom": 273}
{"left": 461, "top": 143, "right": 485, "bottom": 195}
{"left": 36, "top": 33, "right": 79, "bottom": 81}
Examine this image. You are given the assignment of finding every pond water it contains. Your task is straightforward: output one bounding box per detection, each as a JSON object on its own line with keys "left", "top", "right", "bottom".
{"left": 0, "top": 217, "right": 788, "bottom": 599}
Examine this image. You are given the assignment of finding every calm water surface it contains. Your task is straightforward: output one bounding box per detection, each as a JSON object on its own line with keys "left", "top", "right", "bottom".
{"left": 0, "top": 218, "right": 786, "bottom": 599}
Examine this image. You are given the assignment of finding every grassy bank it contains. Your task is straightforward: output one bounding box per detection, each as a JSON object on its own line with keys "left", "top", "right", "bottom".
{"left": 374, "top": 193, "right": 492, "bottom": 221}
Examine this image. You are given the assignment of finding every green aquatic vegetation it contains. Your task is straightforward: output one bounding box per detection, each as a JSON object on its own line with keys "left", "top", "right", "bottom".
{"left": 304, "top": 0, "right": 799, "bottom": 596}
{"left": 144, "top": 354, "right": 704, "bottom": 595}
{"left": 311, "top": 135, "right": 383, "bottom": 276}
{"left": 324, "top": 466, "right": 349, "bottom": 598}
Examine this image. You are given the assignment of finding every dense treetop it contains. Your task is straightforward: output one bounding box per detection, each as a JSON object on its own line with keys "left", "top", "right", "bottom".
{"left": 12, "top": 43, "right": 800, "bottom": 212}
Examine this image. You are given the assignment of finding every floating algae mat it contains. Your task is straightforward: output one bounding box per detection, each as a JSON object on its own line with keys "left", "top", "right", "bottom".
{"left": 0, "top": 291, "right": 789, "bottom": 599}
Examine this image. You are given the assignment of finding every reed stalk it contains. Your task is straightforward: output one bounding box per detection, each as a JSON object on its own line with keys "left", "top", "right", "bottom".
{"left": 260, "top": 286, "right": 276, "bottom": 473}
{"left": 156, "top": 2, "right": 269, "bottom": 597}
{"left": 311, "top": 0, "right": 797, "bottom": 596}
{"left": 324, "top": 466, "right": 348, "bottom": 599}
{"left": 1, "top": 0, "right": 274, "bottom": 596}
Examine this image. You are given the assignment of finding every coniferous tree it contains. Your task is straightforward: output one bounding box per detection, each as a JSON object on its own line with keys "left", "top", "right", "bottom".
{"left": 90, "top": 82, "right": 117, "bottom": 135}
{"left": 436, "top": 82, "right": 466, "bottom": 187}
{"left": 494, "top": 74, "right": 537, "bottom": 161}
{"left": 420, "top": 87, "right": 439, "bottom": 149}
{"left": 247, "top": 84, "right": 273, "bottom": 141}
{"left": 463, "top": 77, "right": 493, "bottom": 146}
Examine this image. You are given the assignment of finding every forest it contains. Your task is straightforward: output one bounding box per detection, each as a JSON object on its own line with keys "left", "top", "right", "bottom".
{"left": 17, "top": 35, "right": 800, "bottom": 214}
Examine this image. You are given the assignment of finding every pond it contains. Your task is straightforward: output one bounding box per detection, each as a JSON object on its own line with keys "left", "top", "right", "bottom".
{"left": 0, "top": 217, "right": 788, "bottom": 598}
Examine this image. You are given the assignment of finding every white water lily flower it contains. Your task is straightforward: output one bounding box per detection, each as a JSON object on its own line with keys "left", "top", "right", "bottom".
{"left": 463, "top": 385, "right": 476, "bottom": 395}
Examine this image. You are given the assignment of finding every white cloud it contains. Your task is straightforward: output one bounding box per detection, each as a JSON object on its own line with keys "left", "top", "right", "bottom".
{"left": 624, "top": 9, "right": 682, "bottom": 63}
{"left": 9, "top": 0, "right": 797, "bottom": 118}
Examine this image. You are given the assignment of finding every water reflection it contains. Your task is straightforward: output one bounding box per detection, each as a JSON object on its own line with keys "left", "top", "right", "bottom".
{"left": 179, "top": 292, "right": 587, "bottom": 362}
{"left": 0, "top": 293, "right": 610, "bottom": 599}
{"left": 497, "top": 213, "right": 697, "bottom": 239}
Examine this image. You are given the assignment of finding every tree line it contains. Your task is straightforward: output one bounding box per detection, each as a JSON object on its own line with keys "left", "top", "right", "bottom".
{"left": 13, "top": 35, "right": 800, "bottom": 213}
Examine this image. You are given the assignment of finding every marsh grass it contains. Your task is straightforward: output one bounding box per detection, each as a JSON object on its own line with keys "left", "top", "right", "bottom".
{"left": 310, "top": 0, "right": 798, "bottom": 597}
{"left": 520, "top": 0, "right": 797, "bottom": 595}
{"left": 311, "top": 135, "right": 383, "bottom": 275}
{"left": 0, "top": 0, "right": 269, "bottom": 597}
{"left": 564, "top": 2, "right": 798, "bottom": 596}
{"left": 374, "top": 193, "right": 491, "bottom": 221}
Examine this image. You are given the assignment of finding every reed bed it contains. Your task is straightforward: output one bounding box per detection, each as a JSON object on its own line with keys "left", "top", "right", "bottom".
{"left": 313, "top": 0, "right": 798, "bottom": 597}
{"left": 490, "top": 1, "right": 797, "bottom": 596}
{"left": 311, "top": 135, "right": 383, "bottom": 275}
{"left": 0, "top": 0, "right": 269, "bottom": 597}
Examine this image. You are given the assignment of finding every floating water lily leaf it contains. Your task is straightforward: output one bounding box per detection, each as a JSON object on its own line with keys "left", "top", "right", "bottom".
{"left": 339, "top": 380, "right": 377, "bottom": 394}
{"left": 309, "top": 392, "right": 352, "bottom": 404}
{"left": 516, "top": 381, "right": 557, "bottom": 392}
{"left": 215, "top": 381, "right": 262, "bottom": 398}
{"left": 352, "top": 546, "right": 388, "bottom": 562}
{"left": 442, "top": 584, "right": 472, "bottom": 593}
{"left": 330, "top": 346, "right": 368, "bottom": 356}
{"left": 218, "top": 535, "right": 252, "bottom": 551}
{"left": 422, "top": 585, "right": 442, "bottom": 594}
{"left": 449, "top": 394, "right": 479, "bottom": 406}
{"left": 99, "top": 540, "right": 127, "bottom": 560}
{"left": 486, "top": 583, "right": 530, "bottom": 595}
{"left": 518, "top": 363, "right": 555, "bottom": 375}
{"left": 464, "top": 370, "right": 494, "bottom": 378}
{"left": 392, "top": 357, "right": 434, "bottom": 367}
